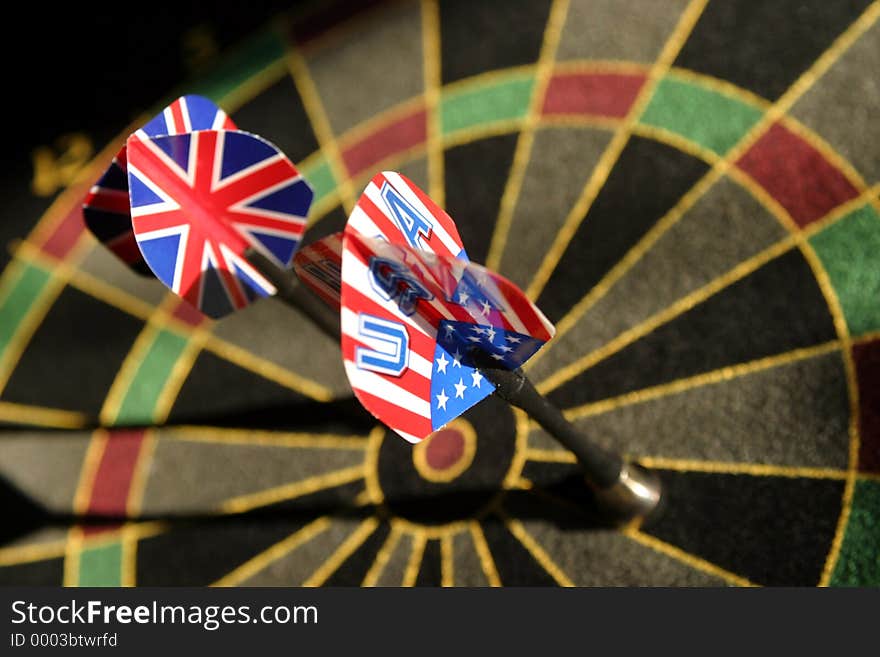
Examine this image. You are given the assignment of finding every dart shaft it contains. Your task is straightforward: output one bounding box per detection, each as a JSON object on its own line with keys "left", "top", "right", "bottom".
{"left": 247, "top": 249, "right": 341, "bottom": 338}
{"left": 478, "top": 366, "right": 623, "bottom": 489}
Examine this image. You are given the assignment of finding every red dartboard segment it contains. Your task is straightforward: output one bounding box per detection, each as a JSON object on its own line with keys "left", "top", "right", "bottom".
{"left": 341, "top": 108, "right": 427, "bottom": 179}
{"left": 82, "top": 429, "right": 147, "bottom": 536}
{"left": 735, "top": 122, "right": 860, "bottom": 228}
{"left": 853, "top": 339, "right": 880, "bottom": 474}
{"left": 541, "top": 71, "right": 647, "bottom": 119}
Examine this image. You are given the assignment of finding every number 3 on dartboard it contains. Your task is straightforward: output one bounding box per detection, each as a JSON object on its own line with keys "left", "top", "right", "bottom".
{"left": 355, "top": 314, "right": 410, "bottom": 376}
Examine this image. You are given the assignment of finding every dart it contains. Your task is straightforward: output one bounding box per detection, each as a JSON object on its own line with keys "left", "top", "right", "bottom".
{"left": 81, "top": 103, "right": 659, "bottom": 520}
{"left": 283, "top": 172, "right": 662, "bottom": 521}
{"left": 82, "top": 95, "right": 312, "bottom": 318}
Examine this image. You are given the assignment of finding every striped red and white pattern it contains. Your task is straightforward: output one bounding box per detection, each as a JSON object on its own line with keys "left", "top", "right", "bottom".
{"left": 339, "top": 173, "right": 555, "bottom": 442}
{"left": 293, "top": 233, "right": 343, "bottom": 311}
{"left": 349, "top": 171, "right": 469, "bottom": 261}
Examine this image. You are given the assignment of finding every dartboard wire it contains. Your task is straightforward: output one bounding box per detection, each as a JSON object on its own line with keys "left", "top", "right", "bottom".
{"left": 218, "top": 465, "right": 366, "bottom": 515}
{"left": 629, "top": 121, "right": 720, "bottom": 164}
{"left": 0, "top": 540, "right": 69, "bottom": 568}
{"left": 562, "top": 340, "right": 841, "bottom": 421}
{"left": 523, "top": 0, "right": 708, "bottom": 302}
{"left": 796, "top": 243, "right": 860, "bottom": 586}
{"left": 484, "top": 0, "right": 570, "bottom": 272}
{"left": 855, "top": 328, "right": 880, "bottom": 347}
{"left": 494, "top": 509, "right": 574, "bottom": 587}
{"left": 13, "top": 241, "right": 336, "bottom": 402}
{"left": 536, "top": 236, "right": 798, "bottom": 393}
{"left": 211, "top": 516, "right": 334, "bottom": 587}
{"left": 0, "top": 237, "right": 91, "bottom": 396}
{"left": 634, "top": 458, "right": 848, "bottom": 481}
{"left": 535, "top": 179, "right": 878, "bottom": 395}
{"left": 421, "top": 0, "right": 444, "bottom": 206}
{"left": 528, "top": 3, "right": 880, "bottom": 372}
{"left": 303, "top": 516, "right": 380, "bottom": 586}
{"left": 361, "top": 523, "right": 405, "bottom": 587}
{"left": 62, "top": 427, "right": 109, "bottom": 586}
{"left": 440, "top": 533, "right": 455, "bottom": 587}
{"left": 119, "top": 428, "right": 160, "bottom": 587}
{"left": 621, "top": 528, "right": 756, "bottom": 587}
{"left": 524, "top": 449, "right": 850, "bottom": 481}
{"left": 0, "top": 401, "right": 88, "bottom": 429}
{"left": 159, "top": 425, "right": 369, "bottom": 450}
{"left": 401, "top": 532, "right": 428, "bottom": 587}
{"left": 721, "top": 153, "right": 865, "bottom": 586}
{"left": 56, "top": 466, "right": 372, "bottom": 583}
{"left": 795, "top": 182, "right": 880, "bottom": 241}
{"left": 286, "top": 47, "right": 357, "bottom": 214}
{"left": 0, "top": 116, "right": 149, "bottom": 399}
{"left": 466, "top": 521, "right": 501, "bottom": 587}
{"left": 665, "top": 65, "right": 773, "bottom": 111}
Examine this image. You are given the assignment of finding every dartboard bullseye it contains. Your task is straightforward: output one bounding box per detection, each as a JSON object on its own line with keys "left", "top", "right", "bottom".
{"left": 0, "top": 0, "right": 878, "bottom": 588}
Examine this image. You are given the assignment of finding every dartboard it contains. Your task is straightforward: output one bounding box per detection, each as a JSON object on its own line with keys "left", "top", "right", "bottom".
{"left": 1, "top": 0, "right": 879, "bottom": 588}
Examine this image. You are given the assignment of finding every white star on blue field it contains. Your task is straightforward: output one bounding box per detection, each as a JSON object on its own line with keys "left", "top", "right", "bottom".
{"left": 429, "top": 319, "right": 545, "bottom": 429}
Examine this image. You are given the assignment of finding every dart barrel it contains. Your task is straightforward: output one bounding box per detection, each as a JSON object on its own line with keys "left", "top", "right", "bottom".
{"left": 476, "top": 364, "right": 662, "bottom": 522}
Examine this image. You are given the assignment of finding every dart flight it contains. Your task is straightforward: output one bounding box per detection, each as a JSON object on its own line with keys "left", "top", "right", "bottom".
{"left": 295, "top": 172, "right": 555, "bottom": 443}
{"left": 82, "top": 95, "right": 314, "bottom": 318}
{"left": 83, "top": 95, "right": 237, "bottom": 274}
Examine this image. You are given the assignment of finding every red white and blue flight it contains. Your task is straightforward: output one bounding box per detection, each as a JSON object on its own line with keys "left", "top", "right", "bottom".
{"left": 83, "top": 95, "right": 237, "bottom": 274}
{"left": 83, "top": 95, "right": 314, "bottom": 318}
{"left": 295, "top": 172, "right": 555, "bottom": 443}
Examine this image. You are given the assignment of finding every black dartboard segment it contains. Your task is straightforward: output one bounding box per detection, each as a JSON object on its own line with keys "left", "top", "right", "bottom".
{"left": 643, "top": 470, "right": 845, "bottom": 586}
{"left": 675, "top": 0, "right": 874, "bottom": 100}
{"left": 549, "top": 249, "right": 838, "bottom": 409}
{"left": 232, "top": 76, "right": 322, "bottom": 164}
{"left": 536, "top": 136, "right": 710, "bottom": 323}
{"left": 324, "top": 522, "right": 391, "bottom": 586}
{"left": 443, "top": 133, "right": 520, "bottom": 264}
{"left": 439, "top": 0, "right": 553, "bottom": 84}
{"left": 1, "top": 286, "right": 144, "bottom": 416}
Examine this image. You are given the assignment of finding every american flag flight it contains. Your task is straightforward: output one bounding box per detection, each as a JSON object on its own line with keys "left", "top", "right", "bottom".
{"left": 126, "top": 128, "right": 313, "bottom": 318}
{"left": 336, "top": 172, "right": 555, "bottom": 443}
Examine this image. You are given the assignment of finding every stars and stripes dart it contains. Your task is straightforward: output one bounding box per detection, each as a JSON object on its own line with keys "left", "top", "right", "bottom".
{"left": 82, "top": 95, "right": 313, "bottom": 318}
{"left": 286, "top": 172, "right": 661, "bottom": 520}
